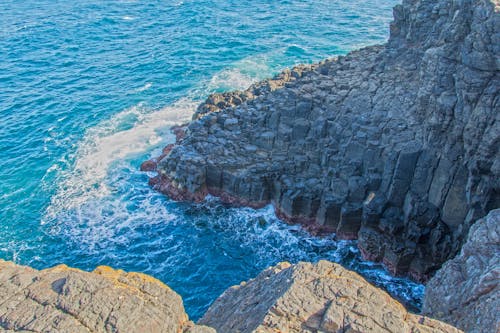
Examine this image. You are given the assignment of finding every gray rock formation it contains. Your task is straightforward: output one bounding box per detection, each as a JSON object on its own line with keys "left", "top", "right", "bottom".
{"left": 148, "top": 0, "right": 500, "bottom": 281}
{"left": 199, "top": 260, "right": 461, "bottom": 333}
{"left": 423, "top": 209, "right": 500, "bottom": 333}
{"left": 0, "top": 260, "right": 215, "bottom": 333}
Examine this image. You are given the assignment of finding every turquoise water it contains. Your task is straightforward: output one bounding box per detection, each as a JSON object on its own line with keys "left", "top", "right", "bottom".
{"left": 0, "top": 0, "right": 423, "bottom": 320}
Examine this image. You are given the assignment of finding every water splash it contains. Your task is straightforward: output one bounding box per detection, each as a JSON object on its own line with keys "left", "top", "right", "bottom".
{"left": 206, "top": 57, "right": 273, "bottom": 92}
{"left": 43, "top": 99, "right": 196, "bottom": 221}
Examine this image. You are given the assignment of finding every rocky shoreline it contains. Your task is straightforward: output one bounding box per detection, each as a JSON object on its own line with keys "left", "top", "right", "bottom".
{"left": 1, "top": 0, "right": 497, "bottom": 332}
{"left": 0, "top": 260, "right": 214, "bottom": 333}
{"left": 144, "top": 0, "right": 499, "bottom": 283}
{"left": 199, "top": 261, "right": 458, "bottom": 333}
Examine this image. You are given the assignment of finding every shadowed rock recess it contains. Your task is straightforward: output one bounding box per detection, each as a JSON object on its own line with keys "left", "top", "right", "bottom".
{"left": 0, "top": 260, "right": 214, "bottom": 333}
{"left": 423, "top": 209, "right": 500, "bottom": 333}
{"left": 147, "top": 0, "right": 500, "bottom": 281}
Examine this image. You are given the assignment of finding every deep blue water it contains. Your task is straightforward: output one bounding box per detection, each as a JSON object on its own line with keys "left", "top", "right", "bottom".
{"left": 0, "top": 0, "right": 423, "bottom": 320}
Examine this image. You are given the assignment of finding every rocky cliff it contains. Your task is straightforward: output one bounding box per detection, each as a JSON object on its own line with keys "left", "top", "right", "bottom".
{"left": 423, "top": 209, "right": 500, "bottom": 333}
{"left": 0, "top": 260, "right": 460, "bottom": 333}
{"left": 147, "top": 0, "right": 500, "bottom": 281}
{"left": 199, "top": 261, "right": 461, "bottom": 333}
{"left": 0, "top": 260, "right": 214, "bottom": 333}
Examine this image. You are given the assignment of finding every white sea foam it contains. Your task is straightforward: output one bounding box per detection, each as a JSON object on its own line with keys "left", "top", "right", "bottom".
{"left": 41, "top": 98, "right": 193, "bottom": 249}
{"left": 133, "top": 82, "right": 152, "bottom": 93}
{"left": 42, "top": 56, "right": 284, "bottom": 250}
{"left": 46, "top": 179, "right": 177, "bottom": 252}
{"left": 207, "top": 68, "right": 255, "bottom": 92}
{"left": 43, "top": 99, "right": 196, "bottom": 222}
{"left": 201, "top": 55, "right": 273, "bottom": 94}
{"left": 42, "top": 57, "right": 269, "bottom": 228}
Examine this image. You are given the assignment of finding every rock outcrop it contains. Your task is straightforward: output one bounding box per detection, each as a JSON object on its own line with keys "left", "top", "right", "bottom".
{"left": 0, "top": 260, "right": 214, "bottom": 333}
{"left": 147, "top": 0, "right": 500, "bottom": 281}
{"left": 423, "top": 209, "right": 500, "bottom": 333}
{"left": 1, "top": 259, "right": 465, "bottom": 333}
{"left": 199, "top": 260, "right": 461, "bottom": 333}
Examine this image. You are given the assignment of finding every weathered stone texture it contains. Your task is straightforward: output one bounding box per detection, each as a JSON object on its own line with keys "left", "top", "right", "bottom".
{"left": 148, "top": 0, "right": 500, "bottom": 282}
{"left": 199, "top": 261, "right": 461, "bottom": 333}
{"left": 423, "top": 209, "right": 500, "bottom": 333}
{"left": 0, "top": 260, "right": 215, "bottom": 333}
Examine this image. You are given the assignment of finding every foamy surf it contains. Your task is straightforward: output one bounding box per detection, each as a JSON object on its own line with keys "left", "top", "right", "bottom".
{"left": 43, "top": 52, "right": 278, "bottom": 230}
{"left": 207, "top": 68, "right": 257, "bottom": 92}
{"left": 132, "top": 82, "right": 152, "bottom": 93}
{"left": 193, "top": 54, "right": 275, "bottom": 96}
{"left": 43, "top": 99, "right": 196, "bottom": 221}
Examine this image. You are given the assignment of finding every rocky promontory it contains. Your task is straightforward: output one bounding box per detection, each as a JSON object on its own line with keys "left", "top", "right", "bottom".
{"left": 146, "top": 0, "right": 500, "bottom": 281}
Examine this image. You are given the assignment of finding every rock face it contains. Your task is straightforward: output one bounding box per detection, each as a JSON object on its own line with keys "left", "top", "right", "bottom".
{"left": 199, "top": 260, "right": 461, "bottom": 333}
{"left": 148, "top": 0, "right": 500, "bottom": 281}
{"left": 423, "top": 209, "right": 500, "bottom": 333}
{"left": 0, "top": 260, "right": 464, "bottom": 333}
{"left": 0, "top": 260, "right": 214, "bottom": 333}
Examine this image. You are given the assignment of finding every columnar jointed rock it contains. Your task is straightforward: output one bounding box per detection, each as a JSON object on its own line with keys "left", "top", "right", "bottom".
{"left": 148, "top": 0, "right": 500, "bottom": 281}
{"left": 423, "top": 209, "right": 500, "bottom": 333}
{"left": 0, "top": 260, "right": 215, "bottom": 333}
{"left": 199, "top": 261, "right": 461, "bottom": 333}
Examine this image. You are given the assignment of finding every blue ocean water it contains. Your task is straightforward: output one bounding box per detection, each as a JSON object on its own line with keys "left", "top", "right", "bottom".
{"left": 0, "top": 0, "right": 423, "bottom": 320}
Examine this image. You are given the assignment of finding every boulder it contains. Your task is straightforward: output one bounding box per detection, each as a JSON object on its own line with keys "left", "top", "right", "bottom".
{"left": 0, "top": 260, "right": 214, "bottom": 333}
{"left": 199, "top": 261, "right": 461, "bottom": 333}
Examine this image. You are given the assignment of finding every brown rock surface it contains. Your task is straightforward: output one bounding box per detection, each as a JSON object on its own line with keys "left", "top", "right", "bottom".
{"left": 423, "top": 209, "right": 500, "bottom": 333}
{"left": 199, "top": 260, "right": 461, "bottom": 333}
{"left": 0, "top": 260, "right": 214, "bottom": 333}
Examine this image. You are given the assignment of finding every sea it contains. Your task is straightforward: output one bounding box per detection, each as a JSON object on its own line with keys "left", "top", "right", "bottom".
{"left": 0, "top": 0, "right": 423, "bottom": 320}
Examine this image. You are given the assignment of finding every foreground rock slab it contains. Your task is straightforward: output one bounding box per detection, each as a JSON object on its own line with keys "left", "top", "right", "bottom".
{"left": 423, "top": 209, "right": 500, "bottom": 333}
{"left": 199, "top": 261, "right": 461, "bottom": 333}
{"left": 0, "top": 260, "right": 214, "bottom": 333}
